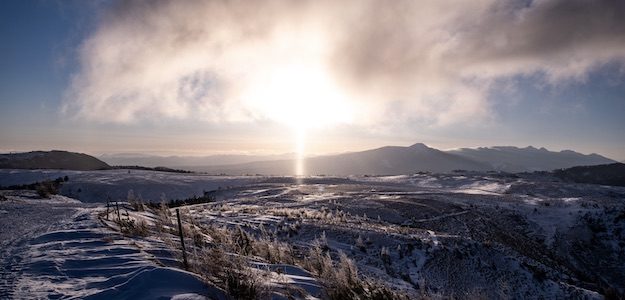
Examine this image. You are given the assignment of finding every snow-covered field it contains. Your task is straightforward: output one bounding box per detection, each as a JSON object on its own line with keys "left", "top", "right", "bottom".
{"left": 1, "top": 170, "right": 624, "bottom": 298}
{"left": 0, "top": 192, "right": 225, "bottom": 299}
{"left": 0, "top": 169, "right": 263, "bottom": 203}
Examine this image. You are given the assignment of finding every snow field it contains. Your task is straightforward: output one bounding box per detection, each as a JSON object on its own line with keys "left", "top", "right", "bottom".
{"left": 2, "top": 170, "right": 624, "bottom": 298}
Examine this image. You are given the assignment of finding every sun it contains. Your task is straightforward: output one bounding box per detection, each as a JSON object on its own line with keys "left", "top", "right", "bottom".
{"left": 242, "top": 62, "right": 354, "bottom": 131}
{"left": 268, "top": 63, "right": 352, "bottom": 176}
{"left": 240, "top": 61, "right": 354, "bottom": 176}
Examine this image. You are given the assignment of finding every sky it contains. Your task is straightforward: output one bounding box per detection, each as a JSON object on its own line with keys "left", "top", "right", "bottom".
{"left": 1, "top": 0, "right": 624, "bottom": 161}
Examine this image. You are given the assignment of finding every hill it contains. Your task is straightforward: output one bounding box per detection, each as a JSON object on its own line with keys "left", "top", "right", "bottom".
{"left": 0, "top": 151, "right": 110, "bottom": 171}
{"left": 554, "top": 163, "right": 625, "bottom": 187}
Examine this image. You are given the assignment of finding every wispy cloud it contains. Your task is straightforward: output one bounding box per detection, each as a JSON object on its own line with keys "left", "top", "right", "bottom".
{"left": 63, "top": 0, "right": 625, "bottom": 127}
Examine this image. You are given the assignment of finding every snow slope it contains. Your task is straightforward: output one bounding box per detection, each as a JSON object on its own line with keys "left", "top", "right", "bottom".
{"left": 0, "top": 192, "right": 225, "bottom": 299}
{"left": 2, "top": 170, "right": 624, "bottom": 298}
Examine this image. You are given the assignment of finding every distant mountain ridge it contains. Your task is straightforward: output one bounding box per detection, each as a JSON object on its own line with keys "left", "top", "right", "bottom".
{"left": 448, "top": 146, "right": 615, "bottom": 173}
{"left": 99, "top": 153, "right": 295, "bottom": 168}
{"left": 304, "top": 143, "right": 492, "bottom": 175}
{"left": 0, "top": 151, "right": 110, "bottom": 170}
{"left": 203, "top": 143, "right": 492, "bottom": 175}
{"left": 198, "top": 144, "right": 615, "bottom": 175}
{"left": 2, "top": 145, "right": 616, "bottom": 175}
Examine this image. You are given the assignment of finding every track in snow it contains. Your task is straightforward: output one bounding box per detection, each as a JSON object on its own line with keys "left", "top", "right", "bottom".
{"left": 0, "top": 195, "right": 224, "bottom": 299}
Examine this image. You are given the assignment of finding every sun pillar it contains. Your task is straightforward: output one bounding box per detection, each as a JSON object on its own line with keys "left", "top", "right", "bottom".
{"left": 294, "top": 127, "right": 306, "bottom": 183}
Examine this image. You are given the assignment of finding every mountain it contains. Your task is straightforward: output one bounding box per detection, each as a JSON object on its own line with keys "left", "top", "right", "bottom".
{"left": 554, "top": 163, "right": 625, "bottom": 187}
{"left": 200, "top": 144, "right": 616, "bottom": 176}
{"left": 0, "top": 151, "right": 110, "bottom": 170}
{"left": 202, "top": 143, "right": 491, "bottom": 175}
{"left": 305, "top": 143, "right": 491, "bottom": 175}
{"left": 447, "top": 146, "right": 616, "bottom": 173}
{"left": 2, "top": 145, "right": 615, "bottom": 175}
{"left": 99, "top": 153, "right": 294, "bottom": 169}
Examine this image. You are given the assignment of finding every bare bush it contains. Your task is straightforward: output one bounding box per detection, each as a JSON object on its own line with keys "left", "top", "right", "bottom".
{"left": 155, "top": 208, "right": 408, "bottom": 299}
{"left": 35, "top": 181, "right": 59, "bottom": 198}
{"left": 304, "top": 247, "right": 407, "bottom": 300}
{"left": 381, "top": 246, "right": 391, "bottom": 265}
{"left": 194, "top": 246, "right": 264, "bottom": 299}
{"left": 355, "top": 235, "right": 366, "bottom": 252}
{"left": 118, "top": 218, "right": 148, "bottom": 237}
{"left": 127, "top": 189, "right": 145, "bottom": 211}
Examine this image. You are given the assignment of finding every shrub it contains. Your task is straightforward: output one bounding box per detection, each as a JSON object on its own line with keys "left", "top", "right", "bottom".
{"left": 318, "top": 231, "right": 330, "bottom": 251}
{"left": 191, "top": 227, "right": 205, "bottom": 248}
{"left": 234, "top": 225, "right": 253, "bottom": 255}
{"left": 195, "top": 247, "right": 263, "bottom": 300}
{"left": 164, "top": 209, "right": 408, "bottom": 300}
{"left": 35, "top": 181, "right": 59, "bottom": 198}
{"left": 128, "top": 189, "right": 145, "bottom": 211}
{"left": 225, "top": 265, "right": 261, "bottom": 300}
{"left": 308, "top": 249, "right": 407, "bottom": 300}
{"left": 305, "top": 241, "right": 334, "bottom": 277}
{"left": 118, "top": 218, "right": 148, "bottom": 236}
{"left": 380, "top": 246, "right": 391, "bottom": 265}
{"left": 355, "top": 235, "right": 366, "bottom": 252}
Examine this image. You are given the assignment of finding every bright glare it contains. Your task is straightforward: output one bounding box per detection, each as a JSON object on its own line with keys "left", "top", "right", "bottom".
{"left": 239, "top": 35, "right": 355, "bottom": 178}
{"left": 242, "top": 62, "right": 354, "bottom": 131}
{"left": 241, "top": 61, "right": 355, "bottom": 178}
{"left": 294, "top": 127, "right": 306, "bottom": 177}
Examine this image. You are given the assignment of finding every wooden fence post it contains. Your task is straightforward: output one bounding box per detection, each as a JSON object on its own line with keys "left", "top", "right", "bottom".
{"left": 176, "top": 209, "right": 189, "bottom": 270}
{"left": 116, "top": 201, "right": 121, "bottom": 222}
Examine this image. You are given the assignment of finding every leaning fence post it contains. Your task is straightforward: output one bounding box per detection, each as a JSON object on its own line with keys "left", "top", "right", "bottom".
{"left": 116, "top": 201, "right": 121, "bottom": 222}
{"left": 176, "top": 208, "right": 189, "bottom": 270}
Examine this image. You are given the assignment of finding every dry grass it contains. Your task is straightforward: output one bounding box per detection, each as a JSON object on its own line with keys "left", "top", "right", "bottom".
{"left": 113, "top": 204, "right": 410, "bottom": 299}
{"left": 118, "top": 218, "right": 149, "bottom": 237}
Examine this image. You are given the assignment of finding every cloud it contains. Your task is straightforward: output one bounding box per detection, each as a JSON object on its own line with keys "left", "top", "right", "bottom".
{"left": 457, "top": 0, "right": 625, "bottom": 80}
{"left": 63, "top": 0, "right": 625, "bottom": 127}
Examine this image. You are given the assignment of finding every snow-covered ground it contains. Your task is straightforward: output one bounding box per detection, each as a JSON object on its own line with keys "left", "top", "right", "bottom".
{"left": 0, "top": 192, "right": 225, "bottom": 299}
{"left": 1, "top": 170, "right": 624, "bottom": 298}
{"left": 0, "top": 169, "right": 263, "bottom": 203}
